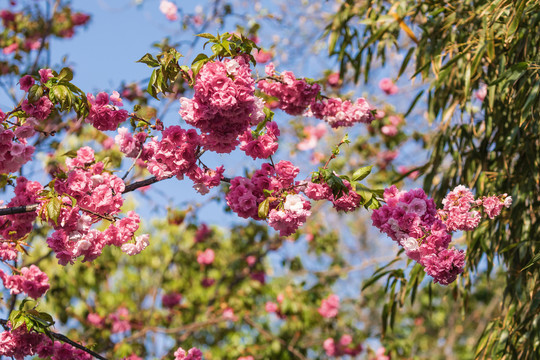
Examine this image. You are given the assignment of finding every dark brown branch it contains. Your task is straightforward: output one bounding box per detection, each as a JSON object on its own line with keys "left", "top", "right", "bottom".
{"left": 0, "top": 204, "right": 39, "bottom": 216}
{"left": 0, "top": 319, "right": 108, "bottom": 360}
{"left": 0, "top": 176, "right": 173, "bottom": 217}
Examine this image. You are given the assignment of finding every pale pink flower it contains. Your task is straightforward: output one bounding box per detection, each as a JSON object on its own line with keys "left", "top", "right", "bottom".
{"left": 159, "top": 0, "right": 178, "bottom": 21}
{"left": 379, "top": 78, "right": 398, "bottom": 95}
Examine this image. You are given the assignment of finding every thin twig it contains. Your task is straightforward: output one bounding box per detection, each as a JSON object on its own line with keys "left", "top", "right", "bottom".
{"left": 244, "top": 315, "right": 308, "bottom": 360}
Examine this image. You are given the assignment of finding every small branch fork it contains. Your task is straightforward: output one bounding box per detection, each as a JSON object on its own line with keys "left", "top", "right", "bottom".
{"left": 0, "top": 319, "right": 108, "bottom": 360}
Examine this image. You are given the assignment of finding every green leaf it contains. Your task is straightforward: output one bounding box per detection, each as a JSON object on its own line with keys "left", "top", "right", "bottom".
{"left": 352, "top": 165, "right": 372, "bottom": 182}
{"left": 136, "top": 53, "right": 160, "bottom": 68}
{"left": 57, "top": 67, "right": 73, "bottom": 82}
{"left": 46, "top": 197, "right": 62, "bottom": 226}
{"left": 404, "top": 89, "right": 424, "bottom": 117}
{"left": 521, "top": 252, "right": 540, "bottom": 272}
{"left": 196, "top": 33, "right": 217, "bottom": 40}
{"left": 398, "top": 47, "right": 415, "bottom": 79}
{"left": 27, "top": 84, "right": 43, "bottom": 103}
{"left": 258, "top": 199, "right": 270, "bottom": 219}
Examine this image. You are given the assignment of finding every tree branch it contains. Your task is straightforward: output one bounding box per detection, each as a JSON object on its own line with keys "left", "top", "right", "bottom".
{"left": 0, "top": 176, "right": 173, "bottom": 217}
{"left": 244, "top": 315, "right": 307, "bottom": 360}
{"left": 0, "top": 318, "right": 108, "bottom": 360}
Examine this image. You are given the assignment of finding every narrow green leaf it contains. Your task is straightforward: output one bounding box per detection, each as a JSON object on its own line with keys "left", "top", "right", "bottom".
{"left": 258, "top": 199, "right": 270, "bottom": 220}
{"left": 352, "top": 165, "right": 372, "bottom": 182}
{"left": 136, "top": 53, "right": 160, "bottom": 68}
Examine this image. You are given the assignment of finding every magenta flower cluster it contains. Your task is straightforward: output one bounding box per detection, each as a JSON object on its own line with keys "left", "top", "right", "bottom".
{"left": 0, "top": 324, "right": 93, "bottom": 360}
{"left": 0, "top": 124, "right": 35, "bottom": 174}
{"left": 258, "top": 67, "right": 321, "bottom": 116}
{"left": 372, "top": 185, "right": 511, "bottom": 285}
{"left": 239, "top": 121, "right": 280, "bottom": 160}
{"left": 85, "top": 91, "right": 129, "bottom": 131}
{"left": 0, "top": 264, "right": 49, "bottom": 299}
{"left": 323, "top": 334, "right": 363, "bottom": 357}
{"left": 180, "top": 56, "right": 262, "bottom": 153}
{"left": 0, "top": 177, "right": 42, "bottom": 241}
{"left": 318, "top": 293, "right": 340, "bottom": 318}
{"left": 310, "top": 97, "right": 374, "bottom": 128}
{"left": 42, "top": 147, "right": 147, "bottom": 265}
{"left": 304, "top": 179, "right": 362, "bottom": 212}
{"left": 226, "top": 161, "right": 311, "bottom": 236}
{"left": 174, "top": 346, "right": 203, "bottom": 360}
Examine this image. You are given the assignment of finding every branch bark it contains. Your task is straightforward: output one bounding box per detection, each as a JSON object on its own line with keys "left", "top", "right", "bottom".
{"left": 0, "top": 318, "right": 108, "bottom": 360}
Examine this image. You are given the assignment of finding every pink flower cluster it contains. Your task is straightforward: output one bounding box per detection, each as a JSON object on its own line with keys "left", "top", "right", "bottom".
{"left": 115, "top": 127, "right": 147, "bottom": 158}
{"left": 323, "top": 335, "right": 362, "bottom": 357}
{"left": 297, "top": 123, "right": 326, "bottom": 151}
{"left": 109, "top": 306, "right": 131, "bottom": 333}
{"left": 265, "top": 293, "right": 285, "bottom": 317}
{"left": 0, "top": 264, "right": 49, "bottom": 299}
{"left": 197, "top": 248, "right": 215, "bottom": 265}
{"left": 0, "top": 177, "right": 42, "bottom": 241}
{"left": 42, "top": 147, "right": 147, "bottom": 265}
{"left": 159, "top": 0, "right": 178, "bottom": 21}
{"left": 162, "top": 292, "right": 182, "bottom": 308}
{"left": 174, "top": 346, "right": 203, "bottom": 360}
{"left": 141, "top": 125, "right": 200, "bottom": 180}
{"left": 0, "top": 325, "right": 92, "bottom": 360}
{"left": 318, "top": 294, "right": 340, "bottom": 318}
{"left": 0, "top": 126, "right": 35, "bottom": 174}
{"left": 195, "top": 223, "right": 211, "bottom": 242}
{"left": 438, "top": 185, "right": 512, "bottom": 232}
{"left": 379, "top": 78, "right": 398, "bottom": 95}
{"left": 371, "top": 186, "right": 466, "bottom": 285}
{"left": 239, "top": 121, "right": 280, "bottom": 159}
{"left": 258, "top": 65, "right": 321, "bottom": 116}
{"left": 19, "top": 70, "right": 54, "bottom": 120}
{"left": 253, "top": 48, "right": 272, "bottom": 64}
{"left": 226, "top": 162, "right": 311, "bottom": 236}
{"left": 180, "top": 57, "right": 262, "bottom": 153}
{"left": 304, "top": 180, "right": 362, "bottom": 213}
{"left": 310, "top": 97, "right": 374, "bottom": 128}
{"left": 380, "top": 114, "right": 403, "bottom": 137}
{"left": 85, "top": 91, "right": 129, "bottom": 131}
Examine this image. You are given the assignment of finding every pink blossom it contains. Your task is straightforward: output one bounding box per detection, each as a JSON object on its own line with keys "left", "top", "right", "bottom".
{"left": 323, "top": 338, "right": 336, "bottom": 356}
{"left": 87, "top": 313, "right": 104, "bottom": 327}
{"left": 372, "top": 347, "right": 390, "bottom": 360}
{"left": 85, "top": 91, "right": 129, "bottom": 131}
{"left": 179, "top": 57, "right": 257, "bottom": 153}
{"left": 379, "top": 78, "right": 398, "bottom": 95}
{"left": 327, "top": 72, "right": 340, "bottom": 87}
{"left": 109, "top": 307, "right": 131, "bottom": 333}
{"left": 476, "top": 83, "right": 487, "bottom": 101}
{"left": 297, "top": 123, "right": 327, "bottom": 151}
{"left": 253, "top": 48, "right": 272, "bottom": 64}
{"left": 21, "top": 96, "right": 53, "bottom": 120}
{"left": 19, "top": 75, "right": 35, "bottom": 91}
{"left": 162, "top": 292, "right": 182, "bottom": 308}
{"left": 2, "top": 43, "right": 18, "bottom": 54}
{"left": 38, "top": 68, "right": 54, "bottom": 83}
{"left": 197, "top": 248, "right": 215, "bottom": 265}
{"left": 160, "top": 0, "right": 178, "bottom": 21}
{"left": 482, "top": 195, "right": 504, "bottom": 219}
{"left": 310, "top": 97, "right": 374, "bottom": 128}
{"left": 258, "top": 70, "right": 320, "bottom": 116}
{"left": 174, "top": 347, "right": 203, "bottom": 360}
{"left": 265, "top": 301, "right": 278, "bottom": 313}
{"left": 246, "top": 255, "right": 257, "bottom": 266}
{"left": 318, "top": 294, "right": 340, "bottom": 318}
{"left": 422, "top": 248, "right": 465, "bottom": 285}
